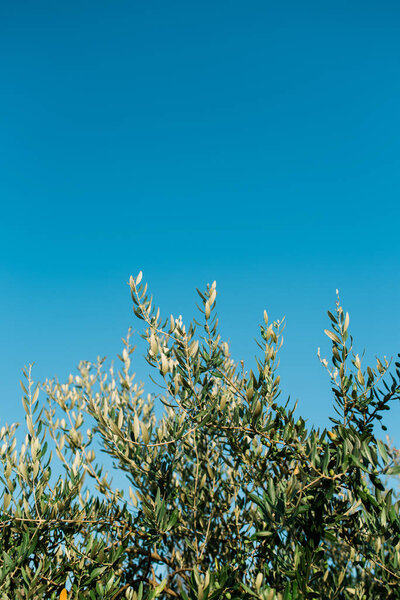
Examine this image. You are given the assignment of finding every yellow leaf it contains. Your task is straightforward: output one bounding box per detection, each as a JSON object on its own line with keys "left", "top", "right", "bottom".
{"left": 161, "top": 353, "right": 169, "bottom": 376}
{"left": 141, "top": 422, "right": 150, "bottom": 444}
{"left": 150, "top": 333, "right": 158, "bottom": 355}
{"left": 133, "top": 414, "right": 140, "bottom": 440}
{"left": 324, "top": 329, "right": 341, "bottom": 344}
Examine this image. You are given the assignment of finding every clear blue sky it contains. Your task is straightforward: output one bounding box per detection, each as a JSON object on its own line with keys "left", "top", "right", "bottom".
{"left": 1, "top": 1, "right": 399, "bottom": 441}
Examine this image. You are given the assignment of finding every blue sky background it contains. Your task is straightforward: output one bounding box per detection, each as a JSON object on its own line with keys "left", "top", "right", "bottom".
{"left": 1, "top": 0, "right": 400, "bottom": 445}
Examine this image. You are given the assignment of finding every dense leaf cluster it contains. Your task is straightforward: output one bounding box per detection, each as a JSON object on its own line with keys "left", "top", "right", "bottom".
{"left": 1, "top": 274, "right": 399, "bottom": 599}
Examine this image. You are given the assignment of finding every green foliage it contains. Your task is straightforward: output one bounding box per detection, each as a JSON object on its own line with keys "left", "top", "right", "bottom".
{"left": 1, "top": 274, "right": 400, "bottom": 599}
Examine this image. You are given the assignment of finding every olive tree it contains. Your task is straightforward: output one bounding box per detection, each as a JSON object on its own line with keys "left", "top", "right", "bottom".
{"left": 1, "top": 273, "right": 399, "bottom": 599}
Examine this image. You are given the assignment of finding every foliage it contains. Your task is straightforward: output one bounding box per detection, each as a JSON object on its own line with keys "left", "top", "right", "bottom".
{"left": 1, "top": 273, "right": 400, "bottom": 599}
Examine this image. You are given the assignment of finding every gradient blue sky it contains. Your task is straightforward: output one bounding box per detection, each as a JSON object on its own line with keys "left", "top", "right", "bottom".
{"left": 1, "top": 1, "right": 400, "bottom": 441}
